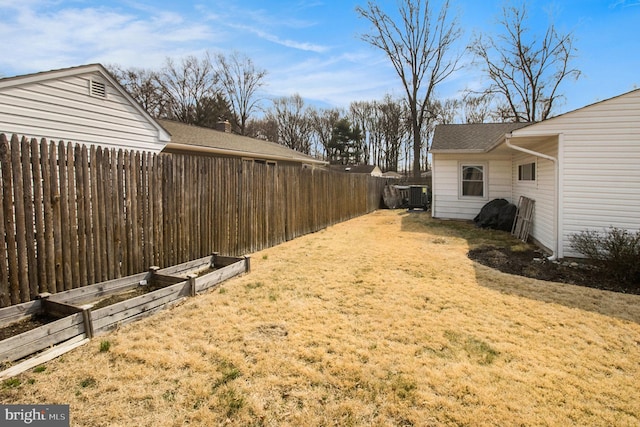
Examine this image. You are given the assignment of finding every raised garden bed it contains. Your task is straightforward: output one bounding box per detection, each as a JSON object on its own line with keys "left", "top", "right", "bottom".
{"left": 48, "top": 269, "right": 187, "bottom": 336}
{"left": 0, "top": 298, "right": 89, "bottom": 370}
{"left": 0, "top": 254, "right": 249, "bottom": 379}
{"left": 156, "top": 253, "right": 250, "bottom": 294}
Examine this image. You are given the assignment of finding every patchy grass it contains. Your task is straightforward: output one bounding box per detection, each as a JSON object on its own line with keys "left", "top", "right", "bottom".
{"left": 1, "top": 210, "right": 639, "bottom": 426}
{"left": 99, "top": 340, "right": 111, "bottom": 353}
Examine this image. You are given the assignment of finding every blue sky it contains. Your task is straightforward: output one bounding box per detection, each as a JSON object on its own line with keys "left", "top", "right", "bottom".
{"left": 1, "top": 0, "right": 639, "bottom": 116}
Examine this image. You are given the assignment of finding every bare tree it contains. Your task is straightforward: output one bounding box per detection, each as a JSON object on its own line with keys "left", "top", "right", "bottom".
{"left": 309, "top": 107, "right": 343, "bottom": 160}
{"left": 357, "top": 0, "right": 463, "bottom": 178}
{"left": 349, "top": 101, "right": 374, "bottom": 164}
{"left": 245, "top": 116, "right": 279, "bottom": 142}
{"left": 470, "top": 2, "right": 581, "bottom": 122}
{"left": 107, "top": 65, "right": 169, "bottom": 118}
{"left": 267, "top": 94, "right": 313, "bottom": 154}
{"left": 462, "top": 93, "right": 494, "bottom": 123}
{"left": 215, "top": 51, "right": 268, "bottom": 135}
{"left": 156, "top": 54, "right": 218, "bottom": 125}
{"left": 376, "top": 95, "right": 408, "bottom": 172}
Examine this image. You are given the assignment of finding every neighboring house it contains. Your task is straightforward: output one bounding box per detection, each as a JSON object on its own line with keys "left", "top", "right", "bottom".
{"left": 159, "top": 119, "right": 328, "bottom": 167}
{"left": 329, "top": 164, "right": 383, "bottom": 176}
{"left": 430, "top": 88, "right": 640, "bottom": 259}
{"left": 381, "top": 171, "right": 403, "bottom": 179}
{"left": 0, "top": 64, "right": 170, "bottom": 153}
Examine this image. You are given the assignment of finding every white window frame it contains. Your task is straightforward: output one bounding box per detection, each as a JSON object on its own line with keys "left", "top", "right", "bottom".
{"left": 518, "top": 161, "right": 536, "bottom": 182}
{"left": 459, "top": 162, "right": 487, "bottom": 199}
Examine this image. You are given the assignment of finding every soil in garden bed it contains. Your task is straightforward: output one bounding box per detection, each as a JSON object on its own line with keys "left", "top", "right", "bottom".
{"left": 468, "top": 246, "right": 640, "bottom": 295}
{"left": 0, "top": 313, "right": 60, "bottom": 341}
{"left": 90, "top": 282, "right": 170, "bottom": 310}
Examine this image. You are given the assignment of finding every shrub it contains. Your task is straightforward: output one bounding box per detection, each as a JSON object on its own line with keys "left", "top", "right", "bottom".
{"left": 569, "top": 227, "right": 640, "bottom": 283}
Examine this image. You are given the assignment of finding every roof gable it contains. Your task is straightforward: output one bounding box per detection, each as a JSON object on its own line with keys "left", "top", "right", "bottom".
{"left": 0, "top": 64, "right": 170, "bottom": 143}
{"left": 511, "top": 88, "right": 640, "bottom": 136}
{"left": 430, "top": 122, "right": 531, "bottom": 153}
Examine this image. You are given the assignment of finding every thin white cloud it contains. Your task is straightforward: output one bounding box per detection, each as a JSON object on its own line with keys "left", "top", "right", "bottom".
{"left": 0, "top": 2, "right": 218, "bottom": 74}
{"left": 610, "top": 0, "right": 640, "bottom": 7}
{"left": 227, "top": 23, "right": 328, "bottom": 53}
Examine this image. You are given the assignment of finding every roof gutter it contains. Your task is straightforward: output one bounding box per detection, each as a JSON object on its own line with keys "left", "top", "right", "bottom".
{"left": 504, "top": 133, "right": 559, "bottom": 261}
{"left": 163, "top": 142, "right": 329, "bottom": 166}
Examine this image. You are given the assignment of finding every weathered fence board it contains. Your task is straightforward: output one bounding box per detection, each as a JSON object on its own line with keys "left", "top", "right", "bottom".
{"left": 0, "top": 134, "right": 387, "bottom": 307}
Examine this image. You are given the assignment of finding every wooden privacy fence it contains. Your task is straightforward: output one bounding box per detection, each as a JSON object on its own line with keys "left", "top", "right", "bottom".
{"left": 0, "top": 134, "right": 386, "bottom": 307}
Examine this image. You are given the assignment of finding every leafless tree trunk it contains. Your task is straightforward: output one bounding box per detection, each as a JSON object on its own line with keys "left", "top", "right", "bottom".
{"left": 156, "top": 54, "right": 218, "bottom": 125}
{"left": 215, "top": 51, "right": 267, "bottom": 135}
{"left": 357, "top": 0, "right": 462, "bottom": 178}
{"left": 267, "top": 94, "right": 313, "bottom": 154}
{"left": 470, "top": 3, "right": 581, "bottom": 122}
{"left": 310, "top": 107, "right": 343, "bottom": 160}
{"left": 462, "top": 93, "right": 494, "bottom": 123}
{"left": 107, "top": 65, "right": 169, "bottom": 118}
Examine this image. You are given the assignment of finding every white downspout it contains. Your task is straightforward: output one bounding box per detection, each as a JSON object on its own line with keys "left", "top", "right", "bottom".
{"left": 505, "top": 133, "right": 559, "bottom": 261}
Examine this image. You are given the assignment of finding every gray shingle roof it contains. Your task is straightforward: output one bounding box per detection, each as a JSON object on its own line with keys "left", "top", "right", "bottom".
{"left": 159, "top": 119, "right": 326, "bottom": 165}
{"left": 430, "top": 123, "right": 531, "bottom": 152}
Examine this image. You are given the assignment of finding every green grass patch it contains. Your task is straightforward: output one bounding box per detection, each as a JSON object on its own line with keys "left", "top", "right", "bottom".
{"left": 245, "top": 281, "right": 264, "bottom": 290}
{"left": 216, "top": 387, "right": 246, "bottom": 418}
{"left": 3, "top": 378, "right": 21, "bottom": 388}
{"left": 99, "top": 340, "right": 111, "bottom": 352}
{"left": 464, "top": 337, "right": 500, "bottom": 365}
{"left": 213, "top": 360, "right": 241, "bottom": 389}
{"left": 79, "top": 377, "right": 97, "bottom": 388}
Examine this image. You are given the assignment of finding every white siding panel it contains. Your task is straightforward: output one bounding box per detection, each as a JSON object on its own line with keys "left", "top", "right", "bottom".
{"left": 513, "top": 89, "right": 640, "bottom": 257}
{"left": 511, "top": 139, "right": 557, "bottom": 252}
{"left": 432, "top": 153, "right": 512, "bottom": 220}
{"left": 0, "top": 70, "right": 166, "bottom": 153}
{"left": 1, "top": 85, "right": 154, "bottom": 130}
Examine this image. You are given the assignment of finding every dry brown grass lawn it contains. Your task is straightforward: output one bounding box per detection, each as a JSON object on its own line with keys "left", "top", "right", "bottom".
{"left": 2, "top": 210, "right": 640, "bottom": 426}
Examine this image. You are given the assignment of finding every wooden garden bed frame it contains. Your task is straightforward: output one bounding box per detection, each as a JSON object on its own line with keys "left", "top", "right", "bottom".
{"left": 0, "top": 254, "right": 249, "bottom": 379}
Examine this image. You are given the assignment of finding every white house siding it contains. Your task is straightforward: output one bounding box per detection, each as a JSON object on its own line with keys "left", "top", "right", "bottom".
{"left": 0, "top": 70, "right": 167, "bottom": 153}
{"left": 510, "top": 138, "right": 557, "bottom": 253}
{"left": 432, "top": 153, "right": 512, "bottom": 220}
{"left": 511, "top": 89, "right": 640, "bottom": 258}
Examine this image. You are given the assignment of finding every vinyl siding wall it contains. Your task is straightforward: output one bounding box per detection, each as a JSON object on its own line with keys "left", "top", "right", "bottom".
{"left": 511, "top": 89, "right": 640, "bottom": 257}
{"left": 432, "top": 153, "right": 512, "bottom": 220}
{"left": 0, "top": 71, "right": 166, "bottom": 152}
{"left": 511, "top": 139, "right": 557, "bottom": 253}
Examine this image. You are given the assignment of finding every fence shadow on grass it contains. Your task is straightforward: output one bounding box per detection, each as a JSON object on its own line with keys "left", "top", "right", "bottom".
{"left": 398, "top": 210, "right": 640, "bottom": 325}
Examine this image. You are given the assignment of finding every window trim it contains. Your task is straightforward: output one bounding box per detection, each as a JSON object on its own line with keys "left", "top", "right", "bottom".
{"left": 518, "top": 161, "right": 536, "bottom": 182}
{"left": 459, "top": 162, "right": 487, "bottom": 199}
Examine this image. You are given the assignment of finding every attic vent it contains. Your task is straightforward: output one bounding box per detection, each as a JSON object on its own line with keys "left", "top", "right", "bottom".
{"left": 90, "top": 80, "right": 107, "bottom": 98}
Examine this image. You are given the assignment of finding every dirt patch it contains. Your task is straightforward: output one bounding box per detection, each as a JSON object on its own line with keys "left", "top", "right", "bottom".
{"left": 0, "top": 314, "right": 59, "bottom": 341}
{"left": 90, "top": 287, "right": 151, "bottom": 310}
{"left": 468, "top": 246, "right": 640, "bottom": 295}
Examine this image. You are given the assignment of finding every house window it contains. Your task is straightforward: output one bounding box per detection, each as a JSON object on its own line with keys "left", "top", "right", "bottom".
{"left": 90, "top": 79, "right": 107, "bottom": 98}
{"left": 461, "top": 164, "right": 485, "bottom": 197}
{"left": 518, "top": 162, "right": 536, "bottom": 181}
